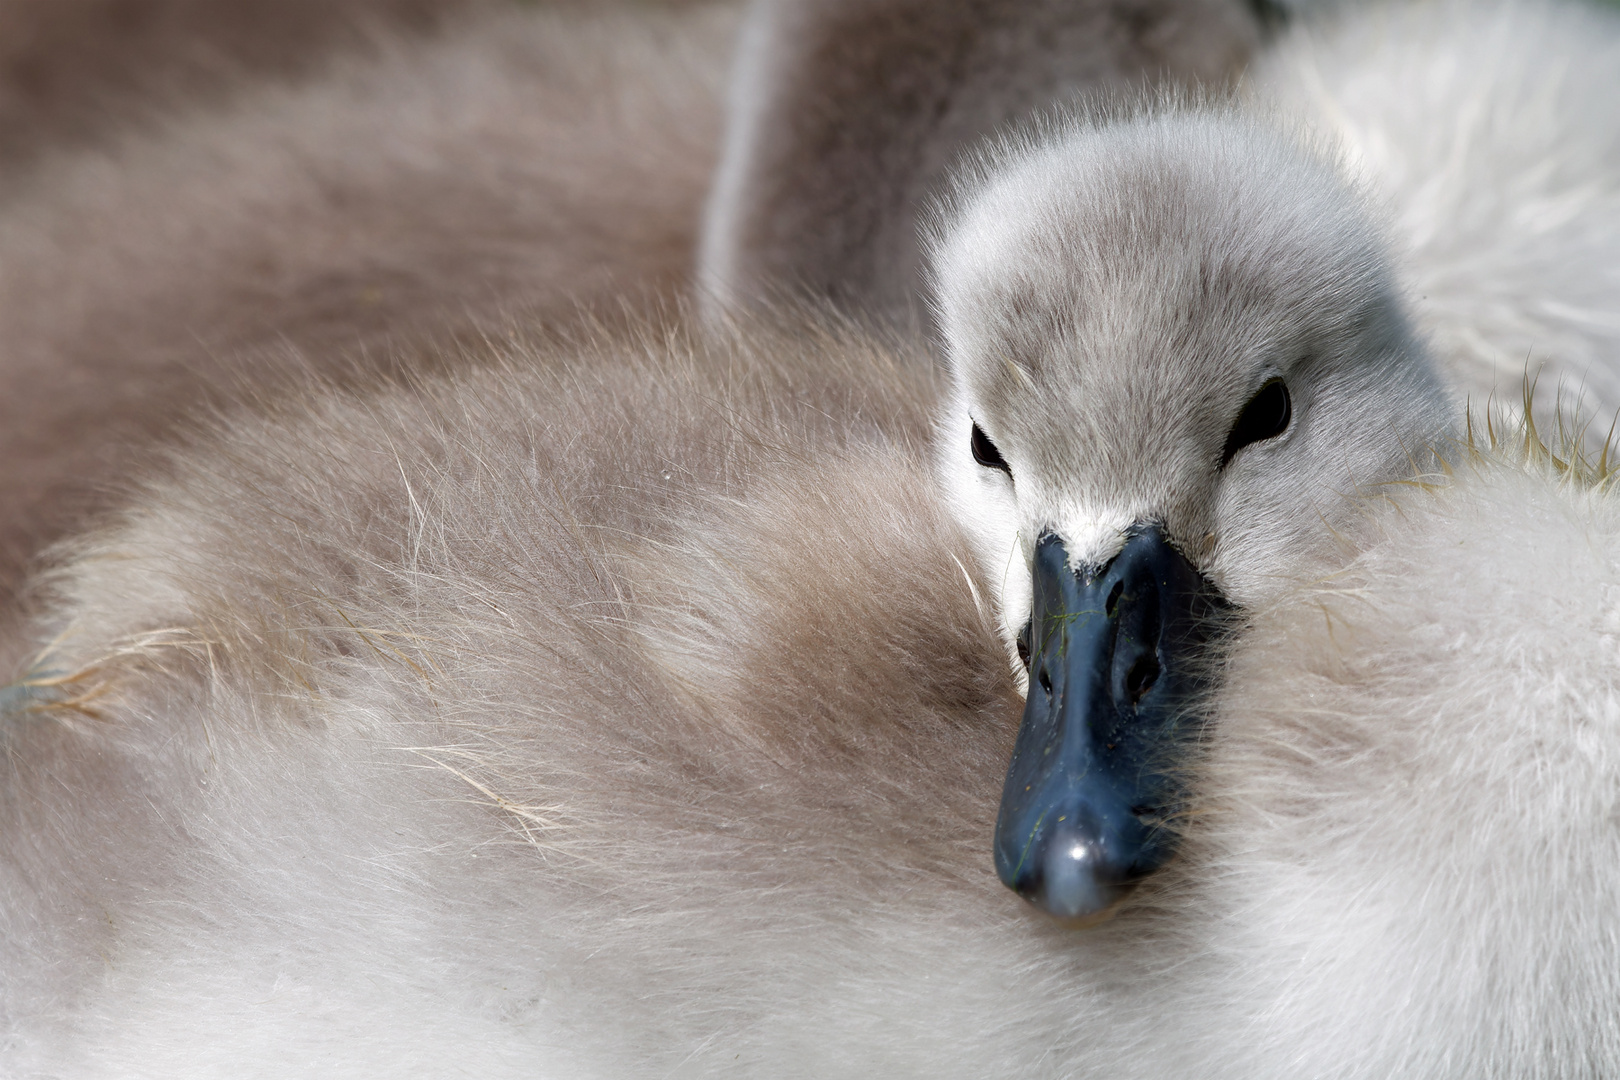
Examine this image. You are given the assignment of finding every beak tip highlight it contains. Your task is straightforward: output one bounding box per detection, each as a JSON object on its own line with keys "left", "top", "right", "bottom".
{"left": 1008, "top": 818, "right": 1140, "bottom": 924}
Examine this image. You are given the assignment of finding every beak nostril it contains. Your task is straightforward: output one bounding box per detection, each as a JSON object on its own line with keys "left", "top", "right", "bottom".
{"left": 1038, "top": 666, "right": 1053, "bottom": 696}
{"left": 1105, "top": 580, "right": 1124, "bottom": 618}
{"left": 1124, "top": 653, "right": 1160, "bottom": 704}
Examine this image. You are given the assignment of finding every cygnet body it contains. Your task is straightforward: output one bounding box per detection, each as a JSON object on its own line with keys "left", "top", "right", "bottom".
{"left": 6, "top": 110, "right": 1620, "bottom": 1078}
{"left": 4, "top": 1, "right": 1620, "bottom": 1077}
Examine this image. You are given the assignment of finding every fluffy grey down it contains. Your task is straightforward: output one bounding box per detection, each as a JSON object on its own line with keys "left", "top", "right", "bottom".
{"left": 2, "top": 0, "right": 1620, "bottom": 1076}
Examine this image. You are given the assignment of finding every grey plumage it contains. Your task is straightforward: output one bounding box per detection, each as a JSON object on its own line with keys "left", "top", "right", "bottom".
{"left": 1253, "top": 0, "right": 1620, "bottom": 432}
{"left": 698, "top": 0, "right": 1263, "bottom": 328}
{"left": 1, "top": 316, "right": 1022, "bottom": 1075}
{"left": 0, "top": 0, "right": 1256, "bottom": 609}
{"left": 4, "top": 0, "right": 1620, "bottom": 1075}
{"left": 0, "top": 0, "right": 499, "bottom": 172}
{"left": 0, "top": 0, "right": 733, "bottom": 607}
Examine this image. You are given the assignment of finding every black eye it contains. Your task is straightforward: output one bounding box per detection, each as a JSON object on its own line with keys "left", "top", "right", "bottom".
{"left": 970, "top": 423, "right": 1012, "bottom": 475}
{"left": 1220, "top": 378, "right": 1291, "bottom": 468}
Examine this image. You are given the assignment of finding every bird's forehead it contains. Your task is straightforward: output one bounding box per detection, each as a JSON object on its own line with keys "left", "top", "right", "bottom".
{"left": 944, "top": 173, "right": 1301, "bottom": 438}
{"left": 957, "top": 262, "right": 1256, "bottom": 479}
{"left": 938, "top": 113, "right": 1380, "bottom": 422}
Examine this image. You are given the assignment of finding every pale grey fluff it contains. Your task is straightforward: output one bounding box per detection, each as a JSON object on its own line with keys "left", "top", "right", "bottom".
{"left": 1253, "top": 0, "right": 1620, "bottom": 434}
{"left": 5, "top": 319, "right": 1620, "bottom": 1077}
{"left": 930, "top": 101, "right": 1453, "bottom": 661}
{"left": 703, "top": 0, "right": 1620, "bottom": 432}
{"left": 0, "top": 0, "right": 502, "bottom": 173}
{"left": 931, "top": 0, "right": 1620, "bottom": 656}
{"left": 696, "top": 0, "right": 1261, "bottom": 329}
{"left": 0, "top": 0, "right": 735, "bottom": 607}
{"left": 0, "top": 113, "right": 1616, "bottom": 1076}
{"left": 4, "top": 3, "right": 1620, "bottom": 1079}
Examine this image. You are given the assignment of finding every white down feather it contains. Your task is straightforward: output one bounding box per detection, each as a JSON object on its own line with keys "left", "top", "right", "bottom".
{"left": 1257, "top": 0, "right": 1620, "bottom": 427}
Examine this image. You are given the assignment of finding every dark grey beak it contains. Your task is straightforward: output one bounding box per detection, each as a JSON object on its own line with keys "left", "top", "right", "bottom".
{"left": 994, "top": 525, "right": 1228, "bottom": 925}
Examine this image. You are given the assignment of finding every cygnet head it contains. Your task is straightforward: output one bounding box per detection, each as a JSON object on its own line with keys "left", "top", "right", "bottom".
{"left": 928, "top": 107, "right": 1452, "bottom": 924}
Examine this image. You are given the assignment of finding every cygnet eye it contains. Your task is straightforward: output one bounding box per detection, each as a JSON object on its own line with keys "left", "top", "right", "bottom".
{"left": 971, "top": 423, "right": 1012, "bottom": 476}
{"left": 1220, "top": 378, "right": 1291, "bottom": 468}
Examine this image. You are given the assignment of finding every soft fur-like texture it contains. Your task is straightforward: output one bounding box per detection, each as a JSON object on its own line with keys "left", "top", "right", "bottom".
{"left": 0, "top": 0, "right": 1267, "bottom": 611}
{"left": 0, "top": 1, "right": 734, "bottom": 605}
{"left": 697, "top": 0, "right": 1262, "bottom": 327}
{"left": 1, "top": 318, "right": 1013, "bottom": 1075}
{"left": 5, "top": 313, "right": 1620, "bottom": 1076}
{"left": 4, "top": 0, "right": 1620, "bottom": 1075}
{"left": 1255, "top": 0, "right": 1620, "bottom": 426}
{"left": 704, "top": 0, "right": 1620, "bottom": 425}
{"left": 931, "top": 105, "right": 1451, "bottom": 659}
{"left": 1197, "top": 439, "right": 1620, "bottom": 1077}
{"left": 0, "top": 0, "right": 500, "bottom": 172}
